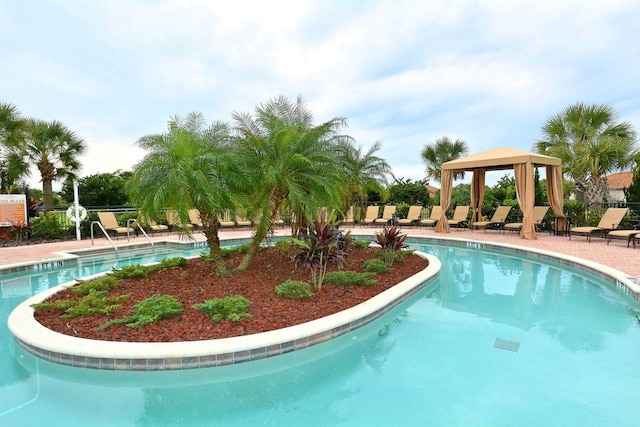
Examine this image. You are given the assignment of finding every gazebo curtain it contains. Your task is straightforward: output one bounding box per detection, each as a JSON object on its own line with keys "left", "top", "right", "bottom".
{"left": 546, "top": 165, "right": 567, "bottom": 232}
{"left": 470, "top": 169, "right": 485, "bottom": 223}
{"left": 434, "top": 169, "right": 453, "bottom": 233}
{"left": 514, "top": 162, "right": 536, "bottom": 239}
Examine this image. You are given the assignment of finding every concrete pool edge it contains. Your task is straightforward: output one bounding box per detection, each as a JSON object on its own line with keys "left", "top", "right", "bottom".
{"left": 8, "top": 252, "right": 441, "bottom": 371}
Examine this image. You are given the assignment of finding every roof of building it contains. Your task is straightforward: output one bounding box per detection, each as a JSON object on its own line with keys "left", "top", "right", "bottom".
{"left": 426, "top": 185, "right": 439, "bottom": 197}
{"left": 606, "top": 171, "right": 633, "bottom": 189}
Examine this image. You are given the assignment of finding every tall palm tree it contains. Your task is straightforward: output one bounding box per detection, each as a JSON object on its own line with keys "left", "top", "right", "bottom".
{"left": 127, "top": 112, "right": 242, "bottom": 275}
{"left": 534, "top": 102, "right": 637, "bottom": 207}
{"left": 421, "top": 136, "right": 469, "bottom": 182}
{"left": 0, "top": 103, "right": 29, "bottom": 192}
{"left": 337, "top": 140, "right": 393, "bottom": 219}
{"left": 5, "top": 119, "right": 85, "bottom": 208}
{"left": 233, "top": 95, "right": 349, "bottom": 271}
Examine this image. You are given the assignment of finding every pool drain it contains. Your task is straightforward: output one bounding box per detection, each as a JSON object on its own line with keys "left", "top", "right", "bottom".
{"left": 493, "top": 338, "right": 520, "bottom": 353}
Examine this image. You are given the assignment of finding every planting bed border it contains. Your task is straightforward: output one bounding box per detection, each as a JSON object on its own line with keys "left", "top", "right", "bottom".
{"left": 8, "top": 252, "right": 440, "bottom": 371}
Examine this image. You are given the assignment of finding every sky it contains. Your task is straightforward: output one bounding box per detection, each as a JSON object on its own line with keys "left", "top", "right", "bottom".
{"left": 2, "top": 0, "right": 640, "bottom": 192}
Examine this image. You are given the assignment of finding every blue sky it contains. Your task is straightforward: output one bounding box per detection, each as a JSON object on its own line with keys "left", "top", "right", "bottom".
{"left": 2, "top": 0, "right": 640, "bottom": 191}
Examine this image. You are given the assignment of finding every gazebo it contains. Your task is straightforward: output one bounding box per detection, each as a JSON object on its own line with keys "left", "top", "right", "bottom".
{"left": 434, "top": 147, "right": 565, "bottom": 239}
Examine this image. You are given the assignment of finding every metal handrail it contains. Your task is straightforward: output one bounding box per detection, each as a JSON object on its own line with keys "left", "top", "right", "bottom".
{"left": 90, "top": 221, "right": 117, "bottom": 253}
{"left": 128, "top": 219, "right": 154, "bottom": 247}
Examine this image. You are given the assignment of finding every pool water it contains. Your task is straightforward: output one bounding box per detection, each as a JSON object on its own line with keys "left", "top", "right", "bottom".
{"left": 1, "top": 240, "right": 639, "bottom": 426}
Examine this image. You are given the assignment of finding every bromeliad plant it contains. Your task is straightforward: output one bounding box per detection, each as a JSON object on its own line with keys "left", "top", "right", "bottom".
{"left": 375, "top": 226, "right": 409, "bottom": 266}
{"left": 292, "top": 210, "right": 354, "bottom": 291}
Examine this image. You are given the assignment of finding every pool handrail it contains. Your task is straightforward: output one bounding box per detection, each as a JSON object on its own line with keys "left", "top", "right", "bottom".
{"left": 128, "top": 218, "right": 154, "bottom": 247}
{"left": 90, "top": 220, "right": 118, "bottom": 253}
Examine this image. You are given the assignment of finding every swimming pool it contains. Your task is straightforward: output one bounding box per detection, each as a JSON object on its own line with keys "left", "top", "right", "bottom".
{"left": 1, "top": 237, "right": 639, "bottom": 426}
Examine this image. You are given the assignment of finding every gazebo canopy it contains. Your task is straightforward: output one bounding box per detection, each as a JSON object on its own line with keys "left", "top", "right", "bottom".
{"left": 435, "top": 147, "right": 565, "bottom": 240}
{"left": 442, "top": 147, "right": 561, "bottom": 172}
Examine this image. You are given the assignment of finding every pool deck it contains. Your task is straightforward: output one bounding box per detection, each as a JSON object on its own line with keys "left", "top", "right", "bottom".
{"left": 1, "top": 226, "right": 638, "bottom": 279}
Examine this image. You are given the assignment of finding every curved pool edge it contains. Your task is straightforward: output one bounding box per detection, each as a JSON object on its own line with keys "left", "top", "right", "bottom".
{"left": 8, "top": 252, "right": 441, "bottom": 371}
{"left": 405, "top": 233, "right": 640, "bottom": 302}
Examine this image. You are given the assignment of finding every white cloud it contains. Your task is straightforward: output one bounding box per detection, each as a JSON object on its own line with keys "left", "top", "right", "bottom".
{"left": 2, "top": 0, "right": 640, "bottom": 193}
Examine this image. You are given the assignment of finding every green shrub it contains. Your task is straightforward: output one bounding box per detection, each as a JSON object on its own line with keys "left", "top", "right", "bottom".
{"left": 63, "top": 290, "right": 129, "bottom": 319}
{"left": 221, "top": 243, "right": 251, "bottom": 257}
{"left": 158, "top": 257, "right": 188, "bottom": 269}
{"left": 202, "top": 244, "right": 252, "bottom": 261}
{"left": 353, "top": 239, "right": 371, "bottom": 249}
{"left": 109, "top": 264, "right": 155, "bottom": 279}
{"left": 274, "top": 239, "right": 297, "bottom": 256}
{"left": 30, "top": 212, "right": 72, "bottom": 240}
{"left": 193, "top": 295, "right": 251, "bottom": 322}
{"left": 379, "top": 249, "right": 410, "bottom": 265}
{"left": 564, "top": 200, "right": 586, "bottom": 227}
{"left": 324, "top": 271, "right": 376, "bottom": 286}
{"left": 275, "top": 280, "right": 315, "bottom": 300}
{"left": 31, "top": 299, "right": 76, "bottom": 312}
{"left": 100, "top": 295, "right": 183, "bottom": 329}
{"left": 362, "top": 258, "right": 391, "bottom": 273}
{"left": 32, "top": 290, "right": 129, "bottom": 319}
{"left": 72, "top": 275, "right": 122, "bottom": 294}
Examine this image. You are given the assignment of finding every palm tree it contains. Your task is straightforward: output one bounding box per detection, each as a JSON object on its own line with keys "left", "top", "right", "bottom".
{"left": 337, "top": 140, "right": 393, "bottom": 220}
{"left": 233, "top": 95, "right": 349, "bottom": 270}
{"left": 127, "top": 112, "right": 242, "bottom": 275}
{"left": 421, "top": 136, "right": 469, "bottom": 182}
{"left": 534, "top": 102, "right": 637, "bottom": 207}
{"left": 5, "top": 119, "right": 85, "bottom": 208}
{"left": 0, "top": 103, "right": 28, "bottom": 192}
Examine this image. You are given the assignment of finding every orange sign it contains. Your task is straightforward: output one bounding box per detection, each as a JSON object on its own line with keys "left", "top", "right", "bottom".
{"left": 0, "top": 194, "right": 27, "bottom": 227}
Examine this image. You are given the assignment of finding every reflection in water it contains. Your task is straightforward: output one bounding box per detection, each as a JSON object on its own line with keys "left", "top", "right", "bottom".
{"left": 419, "top": 245, "right": 635, "bottom": 352}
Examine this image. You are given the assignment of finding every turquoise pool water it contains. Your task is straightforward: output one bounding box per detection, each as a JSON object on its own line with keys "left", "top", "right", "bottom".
{"left": 1, "top": 239, "right": 639, "bottom": 426}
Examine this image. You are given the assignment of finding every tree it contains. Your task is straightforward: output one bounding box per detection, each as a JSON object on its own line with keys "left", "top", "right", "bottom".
{"left": 127, "top": 112, "right": 241, "bottom": 275}
{"left": 60, "top": 171, "right": 132, "bottom": 207}
{"left": 388, "top": 178, "right": 430, "bottom": 206}
{"left": 535, "top": 102, "right": 637, "bottom": 207}
{"left": 5, "top": 119, "right": 86, "bottom": 208}
{"left": 421, "top": 136, "right": 469, "bottom": 182}
{"left": 338, "top": 141, "right": 393, "bottom": 218}
{"left": 233, "top": 95, "right": 349, "bottom": 270}
{"left": 0, "top": 102, "right": 28, "bottom": 192}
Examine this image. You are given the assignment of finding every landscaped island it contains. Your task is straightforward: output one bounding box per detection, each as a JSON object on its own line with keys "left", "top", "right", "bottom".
{"left": 33, "top": 245, "right": 429, "bottom": 343}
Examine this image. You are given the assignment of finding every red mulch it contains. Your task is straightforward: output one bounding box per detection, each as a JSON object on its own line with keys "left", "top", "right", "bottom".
{"left": 34, "top": 246, "right": 429, "bottom": 342}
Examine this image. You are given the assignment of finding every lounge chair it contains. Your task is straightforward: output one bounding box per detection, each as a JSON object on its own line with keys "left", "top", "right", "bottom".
{"left": 188, "top": 209, "right": 204, "bottom": 230}
{"left": 234, "top": 214, "right": 252, "bottom": 228}
{"left": 373, "top": 205, "right": 396, "bottom": 225}
{"left": 361, "top": 206, "right": 381, "bottom": 226}
{"left": 570, "top": 207, "right": 629, "bottom": 242}
{"left": 447, "top": 205, "right": 470, "bottom": 230}
{"left": 607, "top": 228, "right": 640, "bottom": 248}
{"left": 273, "top": 215, "right": 285, "bottom": 228}
{"left": 97, "top": 212, "right": 134, "bottom": 240}
{"left": 218, "top": 211, "right": 236, "bottom": 228}
{"left": 166, "top": 210, "right": 193, "bottom": 232}
{"left": 503, "top": 206, "right": 549, "bottom": 234}
{"left": 341, "top": 206, "right": 356, "bottom": 227}
{"left": 219, "top": 218, "right": 236, "bottom": 228}
{"left": 419, "top": 205, "right": 442, "bottom": 228}
{"left": 140, "top": 217, "right": 169, "bottom": 235}
{"left": 472, "top": 206, "right": 512, "bottom": 232}
{"left": 397, "top": 205, "right": 422, "bottom": 227}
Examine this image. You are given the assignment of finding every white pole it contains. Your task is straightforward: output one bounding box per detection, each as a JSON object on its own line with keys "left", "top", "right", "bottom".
{"left": 73, "top": 180, "right": 81, "bottom": 241}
